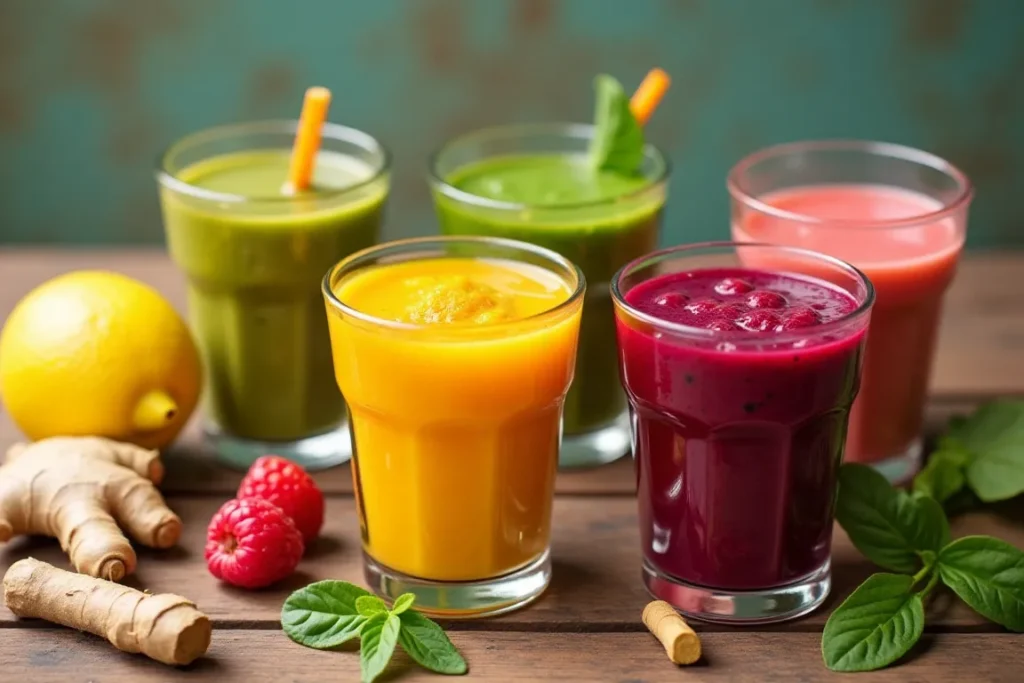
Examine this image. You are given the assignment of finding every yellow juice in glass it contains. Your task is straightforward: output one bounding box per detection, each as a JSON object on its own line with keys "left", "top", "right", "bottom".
{"left": 323, "top": 237, "right": 584, "bottom": 616}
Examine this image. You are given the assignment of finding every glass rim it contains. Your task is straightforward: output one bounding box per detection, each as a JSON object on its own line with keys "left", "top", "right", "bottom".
{"left": 726, "top": 139, "right": 974, "bottom": 229}
{"left": 427, "top": 122, "right": 672, "bottom": 212}
{"left": 611, "top": 240, "right": 876, "bottom": 344}
{"left": 155, "top": 119, "right": 391, "bottom": 204}
{"left": 322, "top": 235, "right": 587, "bottom": 333}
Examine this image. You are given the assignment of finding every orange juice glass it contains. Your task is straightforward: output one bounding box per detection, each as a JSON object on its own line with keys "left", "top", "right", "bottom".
{"left": 322, "top": 236, "right": 584, "bottom": 617}
{"left": 729, "top": 141, "right": 973, "bottom": 483}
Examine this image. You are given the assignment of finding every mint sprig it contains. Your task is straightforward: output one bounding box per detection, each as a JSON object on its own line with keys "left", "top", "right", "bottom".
{"left": 913, "top": 400, "right": 1024, "bottom": 504}
{"left": 587, "top": 74, "right": 645, "bottom": 174}
{"left": 282, "top": 582, "right": 468, "bottom": 682}
{"left": 824, "top": 463, "right": 1024, "bottom": 672}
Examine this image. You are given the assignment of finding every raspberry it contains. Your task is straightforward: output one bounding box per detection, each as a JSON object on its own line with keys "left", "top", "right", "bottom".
{"left": 684, "top": 299, "right": 719, "bottom": 316}
{"left": 205, "top": 497, "right": 304, "bottom": 589}
{"left": 238, "top": 455, "right": 324, "bottom": 543}
{"left": 714, "top": 303, "right": 746, "bottom": 320}
{"left": 745, "top": 290, "right": 788, "bottom": 309}
{"left": 706, "top": 319, "right": 739, "bottom": 331}
{"left": 737, "top": 310, "right": 781, "bottom": 332}
{"left": 779, "top": 307, "right": 820, "bottom": 331}
{"left": 714, "top": 277, "right": 754, "bottom": 296}
{"left": 654, "top": 292, "right": 689, "bottom": 308}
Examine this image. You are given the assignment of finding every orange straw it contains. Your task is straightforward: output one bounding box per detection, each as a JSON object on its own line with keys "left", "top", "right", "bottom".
{"left": 630, "top": 68, "right": 671, "bottom": 126}
{"left": 286, "top": 86, "right": 332, "bottom": 193}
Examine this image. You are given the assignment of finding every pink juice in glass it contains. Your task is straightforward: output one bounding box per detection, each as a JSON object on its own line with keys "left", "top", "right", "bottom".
{"left": 729, "top": 142, "right": 973, "bottom": 481}
{"left": 613, "top": 243, "right": 873, "bottom": 624}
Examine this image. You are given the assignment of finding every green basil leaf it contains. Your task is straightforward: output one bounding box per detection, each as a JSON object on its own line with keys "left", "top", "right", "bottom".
{"left": 911, "top": 492, "right": 951, "bottom": 550}
{"left": 281, "top": 580, "right": 371, "bottom": 649}
{"left": 836, "top": 463, "right": 948, "bottom": 572}
{"left": 398, "top": 610, "right": 468, "bottom": 675}
{"left": 360, "top": 612, "right": 401, "bottom": 683}
{"left": 588, "top": 74, "right": 645, "bottom": 174}
{"left": 391, "top": 593, "right": 415, "bottom": 615}
{"left": 821, "top": 573, "right": 925, "bottom": 672}
{"left": 913, "top": 449, "right": 967, "bottom": 504}
{"left": 938, "top": 535, "right": 1024, "bottom": 632}
{"left": 356, "top": 595, "right": 388, "bottom": 617}
{"left": 950, "top": 401, "right": 1024, "bottom": 502}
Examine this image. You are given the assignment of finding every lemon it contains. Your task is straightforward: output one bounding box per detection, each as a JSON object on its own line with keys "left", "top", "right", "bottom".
{"left": 0, "top": 271, "right": 203, "bottom": 449}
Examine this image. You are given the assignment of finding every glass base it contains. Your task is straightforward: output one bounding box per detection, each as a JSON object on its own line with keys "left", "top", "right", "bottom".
{"left": 643, "top": 558, "right": 831, "bottom": 625}
{"left": 363, "top": 549, "right": 551, "bottom": 619}
{"left": 863, "top": 437, "right": 923, "bottom": 485}
{"left": 559, "top": 411, "right": 631, "bottom": 469}
{"left": 204, "top": 422, "right": 352, "bottom": 471}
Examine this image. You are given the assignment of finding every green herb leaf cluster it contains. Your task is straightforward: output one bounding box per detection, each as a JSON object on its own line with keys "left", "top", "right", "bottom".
{"left": 587, "top": 74, "right": 645, "bottom": 175}
{"left": 282, "top": 581, "right": 468, "bottom": 683}
{"left": 824, "top": 463, "right": 1024, "bottom": 672}
{"left": 913, "top": 400, "right": 1024, "bottom": 504}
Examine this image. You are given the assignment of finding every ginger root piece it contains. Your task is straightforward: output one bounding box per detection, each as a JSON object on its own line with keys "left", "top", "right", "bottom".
{"left": 4, "top": 558, "right": 211, "bottom": 666}
{"left": 0, "top": 436, "right": 181, "bottom": 581}
{"left": 642, "top": 600, "right": 702, "bottom": 665}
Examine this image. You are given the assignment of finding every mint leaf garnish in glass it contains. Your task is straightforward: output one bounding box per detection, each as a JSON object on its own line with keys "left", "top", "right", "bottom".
{"left": 587, "top": 74, "right": 646, "bottom": 174}
{"left": 282, "top": 582, "right": 468, "bottom": 681}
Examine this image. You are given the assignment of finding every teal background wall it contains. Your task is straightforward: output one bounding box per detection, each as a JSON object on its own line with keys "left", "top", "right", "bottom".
{"left": 0, "top": 0, "right": 1022, "bottom": 248}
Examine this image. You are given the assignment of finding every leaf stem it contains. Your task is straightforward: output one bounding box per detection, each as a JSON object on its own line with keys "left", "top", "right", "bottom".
{"left": 911, "top": 563, "right": 933, "bottom": 587}
{"left": 916, "top": 571, "right": 941, "bottom": 601}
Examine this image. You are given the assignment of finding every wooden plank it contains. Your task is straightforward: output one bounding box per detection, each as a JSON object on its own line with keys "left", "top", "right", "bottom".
{"left": 0, "top": 629, "right": 1020, "bottom": 682}
{"left": 3, "top": 496, "right": 1021, "bottom": 630}
{"left": 935, "top": 254, "right": 1024, "bottom": 397}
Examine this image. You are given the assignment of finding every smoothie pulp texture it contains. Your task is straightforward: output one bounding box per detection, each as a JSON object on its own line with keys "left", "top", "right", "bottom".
{"left": 325, "top": 257, "right": 582, "bottom": 582}
{"left": 161, "top": 149, "right": 387, "bottom": 441}
{"left": 617, "top": 268, "right": 867, "bottom": 590}
{"left": 733, "top": 184, "right": 963, "bottom": 465}
{"left": 435, "top": 154, "right": 663, "bottom": 436}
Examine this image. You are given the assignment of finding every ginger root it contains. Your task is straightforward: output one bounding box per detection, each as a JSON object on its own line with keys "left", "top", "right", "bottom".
{"left": 642, "top": 600, "right": 702, "bottom": 665}
{"left": 4, "top": 558, "right": 211, "bottom": 666}
{"left": 0, "top": 436, "right": 181, "bottom": 581}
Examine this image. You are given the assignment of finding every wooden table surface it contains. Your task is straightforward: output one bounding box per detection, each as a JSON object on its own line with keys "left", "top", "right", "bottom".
{"left": 1, "top": 249, "right": 1023, "bottom": 682}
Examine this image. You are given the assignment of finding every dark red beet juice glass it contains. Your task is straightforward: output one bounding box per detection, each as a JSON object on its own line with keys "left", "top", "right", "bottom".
{"left": 612, "top": 242, "right": 874, "bottom": 624}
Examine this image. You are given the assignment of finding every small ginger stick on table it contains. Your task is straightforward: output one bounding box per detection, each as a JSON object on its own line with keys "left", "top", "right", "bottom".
{"left": 643, "top": 599, "right": 702, "bottom": 665}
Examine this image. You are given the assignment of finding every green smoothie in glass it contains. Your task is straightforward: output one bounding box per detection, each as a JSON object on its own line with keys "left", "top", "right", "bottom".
{"left": 157, "top": 120, "right": 389, "bottom": 470}
{"left": 430, "top": 74, "right": 670, "bottom": 468}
